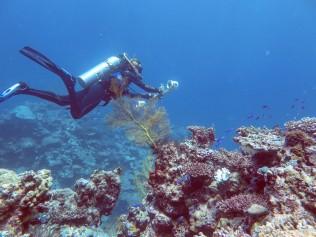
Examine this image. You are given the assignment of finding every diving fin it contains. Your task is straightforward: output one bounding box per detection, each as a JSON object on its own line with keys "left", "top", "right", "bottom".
{"left": 0, "top": 82, "right": 28, "bottom": 102}
{"left": 20, "top": 46, "right": 75, "bottom": 88}
{"left": 20, "top": 47, "right": 71, "bottom": 78}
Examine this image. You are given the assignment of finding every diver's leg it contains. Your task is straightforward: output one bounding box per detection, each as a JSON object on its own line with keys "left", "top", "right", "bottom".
{"left": 0, "top": 82, "right": 29, "bottom": 103}
{"left": 69, "top": 82, "right": 106, "bottom": 119}
{"left": 0, "top": 81, "right": 71, "bottom": 106}
{"left": 20, "top": 47, "right": 76, "bottom": 93}
{"left": 19, "top": 47, "right": 106, "bottom": 118}
{"left": 17, "top": 88, "right": 70, "bottom": 106}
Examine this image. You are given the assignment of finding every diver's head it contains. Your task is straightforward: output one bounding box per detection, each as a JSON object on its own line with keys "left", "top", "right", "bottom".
{"left": 130, "top": 58, "right": 143, "bottom": 74}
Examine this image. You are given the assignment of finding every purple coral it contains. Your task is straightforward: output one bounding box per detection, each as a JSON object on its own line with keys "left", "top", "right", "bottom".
{"left": 216, "top": 193, "right": 268, "bottom": 215}
{"left": 37, "top": 168, "right": 121, "bottom": 227}
{"left": 285, "top": 117, "right": 316, "bottom": 137}
{"left": 182, "top": 162, "right": 214, "bottom": 178}
{"left": 187, "top": 126, "right": 215, "bottom": 148}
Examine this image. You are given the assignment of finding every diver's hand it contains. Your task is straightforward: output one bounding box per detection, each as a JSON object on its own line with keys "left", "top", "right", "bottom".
{"left": 157, "top": 89, "right": 164, "bottom": 98}
{"left": 148, "top": 92, "right": 163, "bottom": 100}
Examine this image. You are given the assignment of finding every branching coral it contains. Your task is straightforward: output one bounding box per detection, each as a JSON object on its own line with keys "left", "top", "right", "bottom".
{"left": 182, "top": 162, "right": 214, "bottom": 178}
{"left": 106, "top": 98, "right": 170, "bottom": 149}
{"left": 216, "top": 193, "right": 268, "bottom": 216}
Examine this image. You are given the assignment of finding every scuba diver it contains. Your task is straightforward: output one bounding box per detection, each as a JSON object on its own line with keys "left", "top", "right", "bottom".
{"left": 0, "top": 47, "right": 163, "bottom": 119}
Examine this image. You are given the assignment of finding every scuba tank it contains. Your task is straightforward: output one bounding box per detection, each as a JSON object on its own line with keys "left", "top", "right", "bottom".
{"left": 78, "top": 53, "right": 142, "bottom": 88}
{"left": 78, "top": 55, "right": 126, "bottom": 88}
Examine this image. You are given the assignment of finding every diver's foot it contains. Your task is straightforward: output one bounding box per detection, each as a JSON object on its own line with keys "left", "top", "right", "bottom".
{"left": 0, "top": 82, "right": 29, "bottom": 102}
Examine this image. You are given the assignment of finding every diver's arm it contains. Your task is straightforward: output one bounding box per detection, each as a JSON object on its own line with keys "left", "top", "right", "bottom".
{"left": 122, "top": 70, "right": 160, "bottom": 93}
{"left": 132, "top": 79, "right": 160, "bottom": 93}
{"left": 123, "top": 89, "right": 154, "bottom": 99}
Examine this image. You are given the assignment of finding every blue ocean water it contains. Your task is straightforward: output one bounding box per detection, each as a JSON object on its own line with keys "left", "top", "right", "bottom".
{"left": 1, "top": 0, "right": 316, "bottom": 137}
{"left": 1, "top": 0, "right": 316, "bottom": 150}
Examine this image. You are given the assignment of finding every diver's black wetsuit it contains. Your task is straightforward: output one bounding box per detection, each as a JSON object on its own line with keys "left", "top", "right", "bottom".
{"left": 3, "top": 47, "right": 160, "bottom": 119}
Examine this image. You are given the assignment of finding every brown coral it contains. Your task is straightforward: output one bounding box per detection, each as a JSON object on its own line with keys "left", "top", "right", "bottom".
{"left": 187, "top": 126, "right": 215, "bottom": 148}
{"left": 251, "top": 213, "right": 316, "bottom": 237}
{"left": 285, "top": 117, "right": 316, "bottom": 138}
{"left": 0, "top": 169, "right": 52, "bottom": 236}
{"left": 216, "top": 194, "right": 268, "bottom": 216}
{"left": 285, "top": 130, "right": 316, "bottom": 165}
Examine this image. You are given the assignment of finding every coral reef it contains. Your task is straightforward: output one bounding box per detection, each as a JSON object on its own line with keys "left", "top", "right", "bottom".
{"left": 0, "top": 168, "right": 121, "bottom": 236}
{"left": 0, "top": 169, "right": 52, "bottom": 236}
{"left": 0, "top": 101, "right": 149, "bottom": 223}
{"left": 1, "top": 101, "right": 316, "bottom": 236}
{"left": 285, "top": 117, "right": 316, "bottom": 137}
{"left": 30, "top": 225, "right": 110, "bottom": 237}
{"left": 234, "top": 126, "right": 284, "bottom": 155}
{"left": 117, "top": 119, "right": 316, "bottom": 236}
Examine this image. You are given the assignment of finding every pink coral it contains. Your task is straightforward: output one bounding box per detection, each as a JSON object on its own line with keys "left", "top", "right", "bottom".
{"left": 216, "top": 193, "right": 268, "bottom": 215}
{"left": 187, "top": 126, "right": 215, "bottom": 148}
{"left": 285, "top": 117, "right": 316, "bottom": 137}
{"left": 182, "top": 162, "right": 214, "bottom": 178}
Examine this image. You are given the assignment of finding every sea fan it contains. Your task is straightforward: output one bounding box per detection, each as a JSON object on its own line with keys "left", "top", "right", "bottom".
{"left": 106, "top": 97, "right": 170, "bottom": 149}
{"left": 106, "top": 97, "right": 170, "bottom": 199}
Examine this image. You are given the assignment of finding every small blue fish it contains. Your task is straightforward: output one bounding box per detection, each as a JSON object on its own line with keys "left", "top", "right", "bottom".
{"left": 176, "top": 174, "right": 191, "bottom": 185}
{"left": 130, "top": 203, "right": 145, "bottom": 209}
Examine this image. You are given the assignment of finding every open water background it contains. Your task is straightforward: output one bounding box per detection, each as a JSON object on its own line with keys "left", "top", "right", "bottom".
{"left": 1, "top": 0, "right": 316, "bottom": 147}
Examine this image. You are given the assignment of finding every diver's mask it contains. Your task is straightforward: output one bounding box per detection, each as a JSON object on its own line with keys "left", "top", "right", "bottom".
{"left": 78, "top": 53, "right": 141, "bottom": 88}
{"left": 130, "top": 58, "right": 143, "bottom": 74}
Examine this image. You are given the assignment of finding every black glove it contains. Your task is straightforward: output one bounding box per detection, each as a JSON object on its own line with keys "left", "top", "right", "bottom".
{"left": 148, "top": 91, "right": 163, "bottom": 100}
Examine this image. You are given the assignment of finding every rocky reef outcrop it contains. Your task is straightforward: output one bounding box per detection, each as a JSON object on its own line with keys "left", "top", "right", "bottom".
{"left": 117, "top": 118, "right": 316, "bottom": 237}
{"left": 0, "top": 169, "right": 52, "bottom": 236}
{"left": 0, "top": 168, "right": 121, "bottom": 237}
